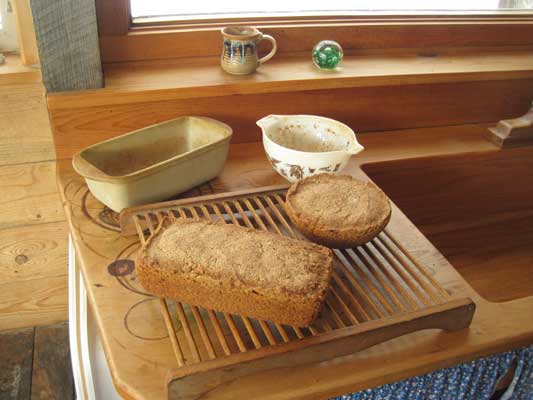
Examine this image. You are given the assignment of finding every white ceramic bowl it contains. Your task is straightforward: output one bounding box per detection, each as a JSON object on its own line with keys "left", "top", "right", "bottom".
{"left": 257, "top": 114, "right": 364, "bottom": 182}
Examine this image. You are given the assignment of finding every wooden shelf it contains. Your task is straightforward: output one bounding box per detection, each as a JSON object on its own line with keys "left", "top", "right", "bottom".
{"left": 47, "top": 49, "right": 533, "bottom": 109}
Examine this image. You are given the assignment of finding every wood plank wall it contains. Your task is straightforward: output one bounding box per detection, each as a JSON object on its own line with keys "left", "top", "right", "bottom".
{"left": 0, "top": 83, "right": 67, "bottom": 331}
{"left": 49, "top": 78, "right": 533, "bottom": 159}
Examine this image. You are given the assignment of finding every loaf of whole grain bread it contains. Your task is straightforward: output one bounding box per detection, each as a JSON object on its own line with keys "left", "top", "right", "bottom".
{"left": 285, "top": 174, "right": 391, "bottom": 248}
{"left": 136, "top": 217, "right": 333, "bottom": 327}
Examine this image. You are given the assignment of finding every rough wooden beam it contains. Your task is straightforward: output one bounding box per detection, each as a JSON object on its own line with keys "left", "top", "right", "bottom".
{"left": 29, "top": 0, "right": 103, "bottom": 92}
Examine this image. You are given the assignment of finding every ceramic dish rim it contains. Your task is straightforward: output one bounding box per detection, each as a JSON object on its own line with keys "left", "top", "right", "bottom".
{"left": 73, "top": 116, "right": 233, "bottom": 183}
{"left": 259, "top": 114, "right": 363, "bottom": 158}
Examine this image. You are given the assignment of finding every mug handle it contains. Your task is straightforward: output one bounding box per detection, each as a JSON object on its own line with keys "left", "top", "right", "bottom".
{"left": 258, "top": 34, "right": 277, "bottom": 65}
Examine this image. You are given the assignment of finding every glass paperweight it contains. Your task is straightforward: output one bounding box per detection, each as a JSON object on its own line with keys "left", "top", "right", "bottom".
{"left": 312, "top": 40, "right": 343, "bottom": 70}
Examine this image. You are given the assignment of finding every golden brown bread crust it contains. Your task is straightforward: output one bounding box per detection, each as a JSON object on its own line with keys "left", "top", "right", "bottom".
{"left": 136, "top": 217, "right": 333, "bottom": 327}
{"left": 285, "top": 174, "right": 391, "bottom": 248}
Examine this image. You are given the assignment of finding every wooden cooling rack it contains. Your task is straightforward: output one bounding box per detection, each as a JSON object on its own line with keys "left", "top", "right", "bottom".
{"left": 120, "top": 185, "right": 475, "bottom": 399}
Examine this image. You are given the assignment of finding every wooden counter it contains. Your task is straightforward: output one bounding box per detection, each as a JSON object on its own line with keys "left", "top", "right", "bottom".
{"left": 58, "top": 123, "right": 533, "bottom": 399}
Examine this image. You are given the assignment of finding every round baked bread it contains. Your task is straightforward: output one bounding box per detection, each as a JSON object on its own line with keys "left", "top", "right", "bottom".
{"left": 285, "top": 174, "right": 391, "bottom": 248}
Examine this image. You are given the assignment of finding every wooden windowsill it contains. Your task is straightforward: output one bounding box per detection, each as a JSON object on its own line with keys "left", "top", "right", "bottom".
{"left": 0, "top": 53, "right": 41, "bottom": 85}
{"left": 47, "top": 48, "right": 533, "bottom": 110}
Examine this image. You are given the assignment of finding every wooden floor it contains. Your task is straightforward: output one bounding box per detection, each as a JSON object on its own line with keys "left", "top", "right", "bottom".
{"left": 0, "top": 322, "right": 74, "bottom": 400}
{"left": 0, "top": 81, "right": 67, "bottom": 331}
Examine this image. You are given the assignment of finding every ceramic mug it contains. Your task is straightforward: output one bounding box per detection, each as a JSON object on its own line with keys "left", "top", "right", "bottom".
{"left": 221, "top": 26, "right": 277, "bottom": 75}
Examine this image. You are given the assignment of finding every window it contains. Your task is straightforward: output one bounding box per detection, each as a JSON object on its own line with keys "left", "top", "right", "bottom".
{"left": 0, "top": 0, "right": 19, "bottom": 52}
{"left": 131, "top": 0, "right": 533, "bottom": 23}
{"left": 96, "top": 0, "right": 533, "bottom": 63}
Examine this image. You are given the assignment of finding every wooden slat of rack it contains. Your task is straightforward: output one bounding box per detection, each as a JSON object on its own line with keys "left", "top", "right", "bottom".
{"left": 221, "top": 201, "right": 319, "bottom": 338}
{"left": 221, "top": 202, "right": 240, "bottom": 226}
{"left": 329, "top": 286, "right": 360, "bottom": 325}
{"left": 334, "top": 250, "right": 393, "bottom": 317}
{"left": 190, "top": 306, "right": 216, "bottom": 360}
{"left": 308, "top": 325, "right": 319, "bottom": 336}
{"left": 258, "top": 321, "right": 277, "bottom": 346}
{"left": 240, "top": 198, "right": 333, "bottom": 335}
{"left": 341, "top": 249, "right": 401, "bottom": 314}
{"left": 175, "top": 302, "right": 201, "bottom": 363}
{"left": 143, "top": 212, "right": 155, "bottom": 234}
{"left": 196, "top": 204, "right": 244, "bottom": 355}
{"left": 247, "top": 197, "right": 320, "bottom": 337}
{"left": 383, "top": 230, "right": 451, "bottom": 300}
{"left": 264, "top": 194, "right": 372, "bottom": 323}
{"left": 243, "top": 197, "right": 340, "bottom": 334}
{"left": 251, "top": 196, "right": 359, "bottom": 328}
{"left": 330, "top": 273, "right": 373, "bottom": 322}
{"left": 232, "top": 201, "right": 253, "bottom": 228}
{"left": 345, "top": 248, "right": 408, "bottom": 314}
{"left": 241, "top": 199, "right": 267, "bottom": 231}
{"left": 371, "top": 238, "right": 432, "bottom": 307}
{"left": 227, "top": 199, "right": 323, "bottom": 340}
{"left": 319, "top": 319, "right": 333, "bottom": 332}
{"left": 210, "top": 203, "right": 227, "bottom": 223}
{"left": 156, "top": 211, "right": 166, "bottom": 224}
{"left": 332, "top": 265, "right": 383, "bottom": 320}
{"left": 357, "top": 245, "right": 419, "bottom": 311}
{"left": 325, "top": 300, "right": 346, "bottom": 328}
{"left": 187, "top": 206, "right": 250, "bottom": 353}
{"left": 252, "top": 196, "right": 285, "bottom": 234}
{"left": 377, "top": 235, "right": 443, "bottom": 304}
{"left": 239, "top": 199, "right": 293, "bottom": 342}
{"left": 206, "top": 310, "right": 231, "bottom": 356}
{"left": 225, "top": 315, "right": 248, "bottom": 353}
{"left": 133, "top": 215, "right": 146, "bottom": 245}
{"left": 275, "top": 324, "right": 290, "bottom": 343}
{"left": 167, "top": 298, "right": 475, "bottom": 399}
{"left": 267, "top": 194, "right": 379, "bottom": 321}
{"left": 240, "top": 317, "right": 263, "bottom": 350}
{"left": 159, "top": 299, "right": 185, "bottom": 367}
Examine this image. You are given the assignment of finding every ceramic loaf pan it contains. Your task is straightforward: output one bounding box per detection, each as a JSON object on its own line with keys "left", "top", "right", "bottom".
{"left": 72, "top": 116, "right": 232, "bottom": 212}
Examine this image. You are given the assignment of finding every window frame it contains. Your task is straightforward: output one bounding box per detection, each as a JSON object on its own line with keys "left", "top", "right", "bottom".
{"left": 0, "top": 0, "right": 19, "bottom": 52}
{"left": 95, "top": 0, "right": 533, "bottom": 63}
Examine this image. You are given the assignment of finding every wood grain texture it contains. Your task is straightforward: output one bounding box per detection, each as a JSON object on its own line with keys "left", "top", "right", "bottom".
{"left": 11, "top": 0, "right": 39, "bottom": 66}
{"left": 100, "top": 19, "right": 533, "bottom": 62}
{"left": 487, "top": 101, "right": 533, "bottom": 148}
{"left": 95, "top": 0, "right": 130, "bottom": 36}
{"left": 0, "top": 222, "right": 68, "bottom": 284}
{"left": 56, "top": 124, "right": 533, "bottom": 400}
{"left": 362, "top": 148, "right": 533, "bottom": 303}
{"left": 47, "top": 49, "right": 533, "bottom": 109}
{"left": 168, "top": 300, "right": 475, "bottom": 400}
{"left": 31, "top": 322, "right": 74, "bottom": 400}
{"left": 0, "top": 275, "right": 68, "bottom": 331}
{"left": 0, "top": 83, "right": 55, "bottom": 165}
{"left": 0, "top": 162, "right": 64, "bottom": 230}
{"left": 126, "top": 188, "right": 474, "bottom": 399}
{"left": 48, "top": 78, "right": 533, "bottom": 159}
{"left": 29, "top": 0, "right": 103, "bottom": 92}
{"left": 0, "top": 328, "right": 33, "bottom": 399}
{"left": 0, "top": 54, "right": 41, "bottom": 85}
{"left": 0, "top": 82, "right": 67, "bottom": 331}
